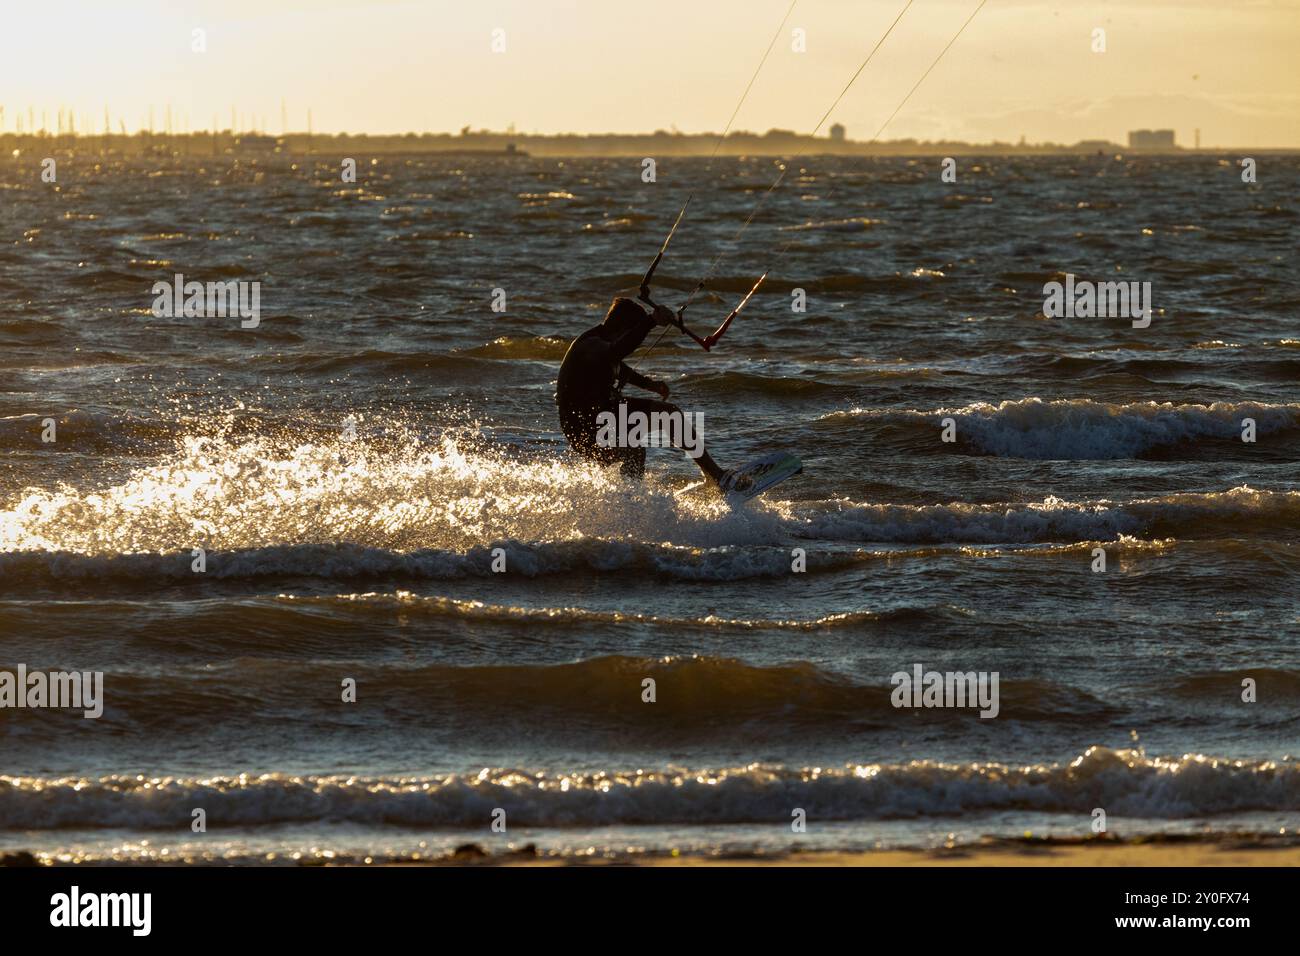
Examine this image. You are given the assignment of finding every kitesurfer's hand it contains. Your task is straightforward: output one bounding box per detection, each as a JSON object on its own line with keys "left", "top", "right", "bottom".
{"left": 652, "top": 381, "right": 670, "bottom": 400}
{"left": 651, "top": 304, "right": 678, "bottom": 327}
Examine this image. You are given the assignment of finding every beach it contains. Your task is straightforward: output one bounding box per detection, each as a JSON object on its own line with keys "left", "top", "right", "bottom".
{"left": 459, "top": 840, "right": 1300, "bottom": 867}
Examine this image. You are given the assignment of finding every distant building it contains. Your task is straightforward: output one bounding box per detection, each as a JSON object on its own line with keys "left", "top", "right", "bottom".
{"left": 1127, "top": 129, "right": 1176, "bottom": 149}
{"left": 829, "top": 123, "right": 846, "bottom": 142}
{"left": 234, "top": 134, "right": 281, "bottom": 153}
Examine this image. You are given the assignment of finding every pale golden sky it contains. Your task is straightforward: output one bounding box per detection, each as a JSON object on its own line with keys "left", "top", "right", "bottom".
{"left": 2, "top": 0, "right": 1297, "bottom": 146}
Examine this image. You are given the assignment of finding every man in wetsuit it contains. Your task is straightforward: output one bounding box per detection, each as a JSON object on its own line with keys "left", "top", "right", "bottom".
{"left": 556, "top": 297, "right": 736, "bottom": 486}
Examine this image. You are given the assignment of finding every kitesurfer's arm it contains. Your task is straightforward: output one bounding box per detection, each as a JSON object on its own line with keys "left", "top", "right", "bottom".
{"left": 617, "top": 363, "right": 669, "bottom": 398}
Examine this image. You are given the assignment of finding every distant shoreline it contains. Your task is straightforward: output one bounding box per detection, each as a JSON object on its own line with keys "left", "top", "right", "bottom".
{"left": 3, "top": 131, "right": 1295, "bottom": 158}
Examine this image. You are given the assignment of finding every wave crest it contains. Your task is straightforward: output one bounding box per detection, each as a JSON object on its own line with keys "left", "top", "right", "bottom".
{"left": 2, "top": 749, "right": 1293, "bottom": 829}
{"left": 824, "top": 398, "right": 1300, "bottom": 459}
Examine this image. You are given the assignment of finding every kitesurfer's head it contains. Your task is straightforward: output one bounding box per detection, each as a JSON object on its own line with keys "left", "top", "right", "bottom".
{"left": 601, "top": 297, "right": 648, "bottom": 339}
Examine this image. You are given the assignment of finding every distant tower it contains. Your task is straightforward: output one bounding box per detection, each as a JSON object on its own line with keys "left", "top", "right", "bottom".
{"left": 1194, "top": 128, "right": 1201, "bottom": 149}
{"left": 829, "top": 122, "right": 846, "bottom": 142}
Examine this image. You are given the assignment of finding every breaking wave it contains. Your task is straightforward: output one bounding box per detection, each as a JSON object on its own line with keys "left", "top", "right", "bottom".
{"left": 2, "top": 430, "right": 1297, "bottom": 589}
{"left": 823, "top": 398, "right": 1300, "bottom": 459}
{"left": 2, "top": 749, "right": 1294, "bottom": 829}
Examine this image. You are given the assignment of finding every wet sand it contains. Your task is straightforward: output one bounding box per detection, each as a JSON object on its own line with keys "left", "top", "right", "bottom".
{"left": 398, "top": 836, "right": 1300, "bottom": 867}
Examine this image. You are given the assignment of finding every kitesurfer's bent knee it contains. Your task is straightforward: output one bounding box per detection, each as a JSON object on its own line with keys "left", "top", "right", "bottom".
{"left": 619, "top": 397, "right": 725, "bottom": 484}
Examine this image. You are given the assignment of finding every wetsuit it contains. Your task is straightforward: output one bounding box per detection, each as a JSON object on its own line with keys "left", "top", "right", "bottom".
{"left": 556, "top": 303, "right": 663, "bottom": 476}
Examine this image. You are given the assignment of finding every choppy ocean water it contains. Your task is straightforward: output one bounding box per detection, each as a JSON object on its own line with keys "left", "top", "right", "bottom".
{"left": 1, "top": 150, "right": 1297, "bottom": 863}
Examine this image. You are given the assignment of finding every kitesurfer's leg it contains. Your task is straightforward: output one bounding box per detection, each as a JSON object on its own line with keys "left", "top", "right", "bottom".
{"left": 562, "top": 405, "right": 647, "bottom": 477}
{"left": 562, "top": 408, "right": 611, "bottom": 464}
{"left": 693, "top": 447, "right": 725, "bottom": 484}
{"left": 622, "top": 397, "right": 725, "bottom": 484}
{"left": 594, "top": 402, "right": 646, "bottom": 478}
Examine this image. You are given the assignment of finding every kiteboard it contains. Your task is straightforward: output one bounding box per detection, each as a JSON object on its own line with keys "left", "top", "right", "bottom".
{"left": 675, "top": 451, "right": 802, "bottom": 504}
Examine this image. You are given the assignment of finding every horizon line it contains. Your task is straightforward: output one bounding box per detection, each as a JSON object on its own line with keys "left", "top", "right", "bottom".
{"left": 2, "top": 130, "right": 1292, "bottom": 153}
